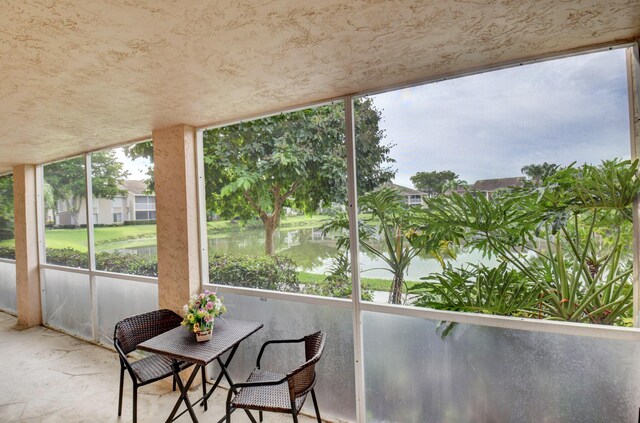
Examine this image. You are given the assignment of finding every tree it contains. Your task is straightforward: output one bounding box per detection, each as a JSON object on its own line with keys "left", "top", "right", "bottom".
{"left": 323, "top": 187, "right": 452, "bottom": 304}
{"left": 441, "top": 178, "right": 468, "bottom": 195}
{"left": 123, "top": 141, "right": 155, "bottom": 192}
{"left": 44, "top": 152, "right": 128, "bottom": 226}
{"left": 520, "top": 162, "right": 560, "bottom": 185}
{"left": 410, "top": 170, "right": 458, "bottom": 196}
{"left": 0, "top": 175, "right": 13, "bottom": 240}
{"left": 203, "top": 98, "right": 395, "bottom": 255}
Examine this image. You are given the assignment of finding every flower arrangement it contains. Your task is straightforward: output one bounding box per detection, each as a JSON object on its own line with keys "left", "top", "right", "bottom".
{"left": 181, "top": 290, "right": 226, "bottom": 335}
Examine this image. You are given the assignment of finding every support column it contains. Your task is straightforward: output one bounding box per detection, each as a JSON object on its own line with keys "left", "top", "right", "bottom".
{"left": 13, "top": 164, "right": 41, "bottom": 327}
{"left": 153, "top": 125, "right": 201, "bottom": 313}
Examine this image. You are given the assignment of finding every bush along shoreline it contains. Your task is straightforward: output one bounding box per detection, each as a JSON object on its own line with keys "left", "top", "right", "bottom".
{"left": 4, "top": 247, "right": 363, "bottom": 300}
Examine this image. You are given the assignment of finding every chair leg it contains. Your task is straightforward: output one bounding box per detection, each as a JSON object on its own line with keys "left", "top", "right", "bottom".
{"left": 117, "top": 365, "right": 125, "bottom": 416}
{"left": 292, "top": 410, "right": 299, "bottom": 423}
{"left": 311, "top": 389, "right": 322, "bottom": 423}
{"left": 226, "top": 388, "right": 233, "bottom": 423}
{"left": 259, "top": 411, "right": 263, "bottom": 422}
{"left": 133, "top": 384, "right": 138, "bottom": 423}
{"left": 172, "top": 373, "right": 176, "bottom": 391}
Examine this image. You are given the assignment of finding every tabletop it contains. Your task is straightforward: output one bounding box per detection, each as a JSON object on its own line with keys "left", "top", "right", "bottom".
{"left": 137, "top": 318, "right": 263, "bottom": 366}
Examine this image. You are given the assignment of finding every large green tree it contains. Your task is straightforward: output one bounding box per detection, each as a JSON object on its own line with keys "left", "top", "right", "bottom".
{"left": 44, "top": 152, "right": 128, "bottom": 226}
{"left": 521, "top": 162, "right": 560, "bottom": 185}
{"left": 203, "top": 98, "right": 395, "bottom": 255}
{"left": 410, "top": 170, "right": 458, "bottom": 196}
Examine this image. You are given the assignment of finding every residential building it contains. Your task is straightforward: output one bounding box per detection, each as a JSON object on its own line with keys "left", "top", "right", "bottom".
{"left": 384, "top": 183, "right": 428, "bottom": 206}
{"left": 471, "top": 176, "right": 525, "bottom": 200}
{"left": 53, "top": 180, "right": 155, "bottom": 226}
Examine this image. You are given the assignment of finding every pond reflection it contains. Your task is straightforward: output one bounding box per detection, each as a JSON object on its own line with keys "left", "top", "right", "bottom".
{"left": 106, "top": 226, "right": 493, "bottom": 281}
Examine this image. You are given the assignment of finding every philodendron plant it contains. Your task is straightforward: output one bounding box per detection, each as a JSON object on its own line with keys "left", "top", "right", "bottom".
{"left": 411, "top": 159, "right": 640, "bottom": 326}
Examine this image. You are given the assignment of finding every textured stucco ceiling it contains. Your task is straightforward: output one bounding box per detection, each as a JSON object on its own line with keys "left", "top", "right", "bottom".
{"left": 1, "top": 0, "right": 639, "bottom": 173}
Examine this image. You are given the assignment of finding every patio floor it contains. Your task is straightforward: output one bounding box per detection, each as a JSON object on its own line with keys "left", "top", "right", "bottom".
{"left": 0, "top": 312, "right": 321, "bottom": 423}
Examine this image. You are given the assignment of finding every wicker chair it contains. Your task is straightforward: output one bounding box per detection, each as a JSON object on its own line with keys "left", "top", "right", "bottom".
{"left": 225, "top": 331, "right": 326, "bottom": 423}
{"left": 113, "top": 309, "right": 193, "bottom": 423}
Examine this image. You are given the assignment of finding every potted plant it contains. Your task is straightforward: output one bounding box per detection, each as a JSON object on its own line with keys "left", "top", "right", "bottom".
{"left": 181, "top": 290, "right": 226, "bottom": 342}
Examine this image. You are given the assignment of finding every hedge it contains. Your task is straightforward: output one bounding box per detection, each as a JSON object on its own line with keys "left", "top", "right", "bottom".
{"left": 0, "top": 247, "right": 356, "bottom": 300}
{"left": 123, "top": 220, "right": 156, "bottom": 226}
{"left": 1, "top": 248, "right": 301, "bottom": 290}
{"left": 0, "top": 247, "right": 15, "bottom": 260}
{"left": 208, "top": 254, "right": 300, "bottom": 292}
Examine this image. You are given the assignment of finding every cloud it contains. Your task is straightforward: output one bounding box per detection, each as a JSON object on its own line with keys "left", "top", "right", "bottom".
{"left": 114, "top": 148, "right": 151, "bottom": 180}
{"left": 367, "top": 48, "right": 630, "bottom": 187}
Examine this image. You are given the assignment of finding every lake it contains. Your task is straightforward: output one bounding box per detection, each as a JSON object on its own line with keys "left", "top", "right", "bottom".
{"left": 108, "top": 226, "right": 494, "bottom": 282}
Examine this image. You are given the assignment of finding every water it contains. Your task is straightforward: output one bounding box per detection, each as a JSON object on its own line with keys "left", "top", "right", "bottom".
{"left": 105, "top": 226, "right": 494, "bottom": 281}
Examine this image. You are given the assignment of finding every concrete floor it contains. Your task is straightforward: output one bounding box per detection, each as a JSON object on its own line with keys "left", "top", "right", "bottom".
{"left": 0, "top": 312, "right": 320, "bottom": 423}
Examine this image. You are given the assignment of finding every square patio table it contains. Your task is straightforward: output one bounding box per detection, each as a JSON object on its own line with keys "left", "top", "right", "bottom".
{"left": 138, "top": 318, "right": 263, "bottom": 423}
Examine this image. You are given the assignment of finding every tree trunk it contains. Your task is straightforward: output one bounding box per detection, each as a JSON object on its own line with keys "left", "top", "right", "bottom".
{"left": 389, "top": 273, "right": 403, "bottom": 304}
{"left": 264, "top": 216, "right": 277, "bottom": 256}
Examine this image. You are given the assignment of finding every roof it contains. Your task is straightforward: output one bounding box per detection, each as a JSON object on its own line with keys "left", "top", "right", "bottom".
{"left": 384, "top": 183, "right": 426, "bottom": 196}
{"left": 472, "top": 177, "right": 525, "bottom": 192}
{"left": 1, "top": 1, "right": 639, "bottom": 173}
{"left": 120, "top": 180, "right": 151, "bottom": 196}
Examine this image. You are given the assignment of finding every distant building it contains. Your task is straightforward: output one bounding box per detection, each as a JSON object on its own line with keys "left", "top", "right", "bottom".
{"left": 384, "top": 183, "right": 427, "bottom": 206}
{"left": 471, "top": 177, "right": 525, "bottom": 200}
{"left": 53, "top": 180, "right": 156, "bottom": 226}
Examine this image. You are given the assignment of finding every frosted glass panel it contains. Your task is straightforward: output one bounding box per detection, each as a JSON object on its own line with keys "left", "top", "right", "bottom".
{"left": 363, "top": 311, "right": 640, "bottom": 423}
{"left": 213, "top": 292, "right": 356, "bottom": 422}
{"left": 0, "top": 260, "right": 16, "bottom": 313}
{"left": 95, "top": 276, "right": 158, "bottom": 346}
{"left": 43, "top": 269, "right": 92, "bottom": 340}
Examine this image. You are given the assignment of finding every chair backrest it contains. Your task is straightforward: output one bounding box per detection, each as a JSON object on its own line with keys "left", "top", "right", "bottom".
{"left": 113, "top": 309, "right": 183, "bottom": 356}
{"left": 286, "top": 331, "right": 326, "bottom": 400}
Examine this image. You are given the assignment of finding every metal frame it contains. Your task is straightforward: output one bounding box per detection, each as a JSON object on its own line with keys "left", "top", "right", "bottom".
{"left": 204, "top": 283, "right": 352, "bottom": 310}
{"left": 627, "top": 42, "right": 640, "bottom": 327}
{"left": 344, "top": 96, "right": 366, "bottom": 422}
{"left": 37, "top": 146, "right": 160, "bottom": 345}
{"left": 196, "top": 130, "right": 209, "bottom": 286}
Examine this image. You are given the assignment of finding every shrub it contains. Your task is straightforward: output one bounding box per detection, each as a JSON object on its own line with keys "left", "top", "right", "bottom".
{"left": 95, "top": 251, "right": 157, "bottom": 276}
{"left": 42, "top": 248, "right": 157, "bottom": 276}
{"left": 209, "top": 254, "right": 300, "bottom": 292}
{"left": 0, "top": 247, "right": 15, "bottom": 260}
{"left": 304, "top": 275, "right": 374, "bottom": 301}
{"left": 123, "top": 220, "right": 156, "bottom": 226}
{"left": 53, "top": 224, "right": 87, "bottom": 229}
{"left": 46, "top": 248, "right": 89, "bottom": 268}
{"left": 304, "top": 252, "right": 374, "bottom": 300}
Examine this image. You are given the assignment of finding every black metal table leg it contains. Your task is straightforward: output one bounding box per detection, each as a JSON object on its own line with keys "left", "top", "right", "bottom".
{"left": 166, "top": 361, "right": 202, "bottom": 423}
{"left": 201, "top": 344, "right": 239, "bottom": 404}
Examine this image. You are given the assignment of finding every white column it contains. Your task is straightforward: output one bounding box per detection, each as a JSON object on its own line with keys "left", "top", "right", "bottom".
{"left": 153, "top": 124, "right": 202, "bottom": 313}
{"left": 13, "top": 164, "right": 42, "bottom": 327}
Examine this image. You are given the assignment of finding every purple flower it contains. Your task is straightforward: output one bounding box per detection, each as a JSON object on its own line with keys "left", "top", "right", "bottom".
{"left": 206, "top": 301, "right": 214, "bottom": 310}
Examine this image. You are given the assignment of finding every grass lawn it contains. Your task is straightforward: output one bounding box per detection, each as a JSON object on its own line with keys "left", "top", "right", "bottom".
{"left": 0, "top": 214, "right": 334, "bottom": 251}
{"left": 0, "top": 225, "right": 159, "bottom": 252}
{"left": 206, "top": 214, "right": 332, "bottom": 234}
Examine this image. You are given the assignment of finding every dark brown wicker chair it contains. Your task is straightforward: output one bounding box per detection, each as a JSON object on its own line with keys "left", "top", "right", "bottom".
{"left": 113, "top": 309, "right": 193, "bottom": 423}
{"left": 225, "top": 331, "right": 326, "bottom": 423}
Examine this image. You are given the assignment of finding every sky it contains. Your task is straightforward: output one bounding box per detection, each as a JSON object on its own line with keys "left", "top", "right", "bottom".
{"left": 115, "top": 148, "right": 150, "bottom": 180}
{"left": 115, "top": 48, "right": 631, "bottom": 187}
{"left": 368, "top": 48, "right": 631, "bottom": 188}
